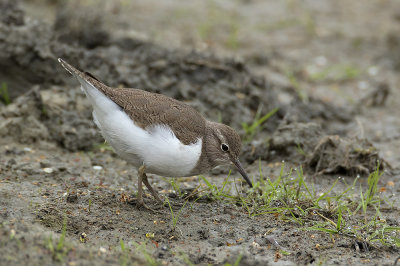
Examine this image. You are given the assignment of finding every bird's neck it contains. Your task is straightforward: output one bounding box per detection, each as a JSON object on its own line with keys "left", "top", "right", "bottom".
{"left": 190, "top": 121, "right": 216, "bottom": 175}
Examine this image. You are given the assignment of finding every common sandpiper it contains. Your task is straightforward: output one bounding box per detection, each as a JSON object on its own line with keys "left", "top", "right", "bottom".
{"left": 58, "top": 58, "right": 252, "bottom": 210}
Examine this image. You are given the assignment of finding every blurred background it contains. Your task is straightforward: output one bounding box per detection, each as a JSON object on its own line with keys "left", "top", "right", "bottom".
{"left": 8, "top": 0, "right": 400, "bottom": 102}
{"left": 4, "top": 0, "right": 399, "bottom": 165}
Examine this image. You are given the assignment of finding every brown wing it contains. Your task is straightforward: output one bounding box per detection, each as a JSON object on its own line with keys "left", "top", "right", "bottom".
{"left": 106, "top": 88, "right": 206, "bottom": 145}
{"left": 58, "top": 58, "right": 205, "bottom": 144}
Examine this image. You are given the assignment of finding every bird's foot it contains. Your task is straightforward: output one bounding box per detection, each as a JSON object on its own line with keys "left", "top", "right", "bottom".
{"left": 131, "top": 198, "right": 163, "bottom": 213}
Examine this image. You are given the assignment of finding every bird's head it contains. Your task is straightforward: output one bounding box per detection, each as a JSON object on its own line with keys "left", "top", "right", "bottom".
{"left": 205, "top": 122, "right": 252, "bottom": 187}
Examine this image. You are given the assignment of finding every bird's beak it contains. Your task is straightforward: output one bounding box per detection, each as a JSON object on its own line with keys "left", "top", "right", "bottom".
{"left": 232, "top": 159, "right": 253, "bottom": 188}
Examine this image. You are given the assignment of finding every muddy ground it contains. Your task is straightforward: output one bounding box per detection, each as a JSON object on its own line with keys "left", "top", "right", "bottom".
{"left": 1, "top": 0, "right": 400, "bottom": 265}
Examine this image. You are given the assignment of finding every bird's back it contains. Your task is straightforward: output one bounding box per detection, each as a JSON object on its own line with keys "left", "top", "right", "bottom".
{"left": 59, "top": 58, "right": 206, "bottom": 176}
{"left": 58, "top": 59, "right": 206, "bottom": 145}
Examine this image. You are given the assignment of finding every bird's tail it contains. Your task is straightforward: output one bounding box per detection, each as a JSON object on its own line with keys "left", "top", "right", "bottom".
{"left": 58, "top": 57, "right": 110, "bottom": 93}
{"left": 58, "top": 58, "right": 103, "bottom": 82}
{"left": 58, "top": 58, "right": 83, "bottom": 78}
{"left": 58, "top": 58, "right": 113, "bottom": 112}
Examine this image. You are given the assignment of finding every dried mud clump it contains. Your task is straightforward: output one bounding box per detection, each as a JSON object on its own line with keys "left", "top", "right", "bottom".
{"left": 307, "top": 135, "right": 384, "bottom": 175}
{"left": 282, "top": 96, "right": 353, "bottom": 134}
{"left": 0, "top": 5, "right": 64, "bottom": 98}
{"left": 0, "top": 0, "right": 24, "bottom": 26}
{"left": 0, "top": 87, "right": 49, "bottom": 143}
{"left": 267, "top": 122, "right": 385, "bottom": 175}
{"left": 268, "top": 122, "right": 324, "bottom": 162}
{"left": 241, "top": 140, "right": 269, "bottom": 164}
{"left": 0, "top": 87, "right": 102, "bottom": 150}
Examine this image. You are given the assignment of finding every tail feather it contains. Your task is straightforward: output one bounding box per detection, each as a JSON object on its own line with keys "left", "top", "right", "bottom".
{"left": 58, "top": 58, "right": 84, "bottom": 78}
{"left": 58, "top": 58, "right": 115, "bottom": 115}
{"left": 58, "top": 58, "right": 107, "bottom": 88}
{"left": 58, "top": 57, "right": 112, "bottom": 92}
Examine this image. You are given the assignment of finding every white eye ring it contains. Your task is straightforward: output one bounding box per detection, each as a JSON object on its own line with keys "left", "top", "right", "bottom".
{"left": 221, "top": 143, "right": 229, "bottom": 152}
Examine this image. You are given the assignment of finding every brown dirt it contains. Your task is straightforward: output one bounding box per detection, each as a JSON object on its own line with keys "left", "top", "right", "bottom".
{"left": 1, "top": 0, "right": 400, "bottom": 265}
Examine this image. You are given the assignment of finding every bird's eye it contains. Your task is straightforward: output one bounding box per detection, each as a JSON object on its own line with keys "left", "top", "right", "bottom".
{"left": 221, "top": 143, "right": 229, "bottom": 152}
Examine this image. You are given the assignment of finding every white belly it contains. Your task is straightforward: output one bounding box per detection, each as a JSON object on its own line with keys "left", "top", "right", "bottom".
{"left": 78, "top": 78, "right": 202, "bottom": 177}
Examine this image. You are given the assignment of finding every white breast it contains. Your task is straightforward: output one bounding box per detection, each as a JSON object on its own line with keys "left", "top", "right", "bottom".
{"left": 77, "top": 76, "right": 202, "bottom": 177}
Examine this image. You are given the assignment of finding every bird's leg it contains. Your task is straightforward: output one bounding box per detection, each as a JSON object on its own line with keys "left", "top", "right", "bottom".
{"left": 136, "top": 165, "right": 146, "bottom": 208}
{"left": 137, "top": 166, "right": 182, "bottom": 211}
{"left": 142, "top": 174, "right": 164, "bottom": 204}
{"left": 136, "top": 165, "right": 158, "bottom": 212}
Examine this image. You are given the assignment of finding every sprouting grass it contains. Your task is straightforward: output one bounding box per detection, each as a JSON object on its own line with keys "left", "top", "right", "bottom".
{"left": 255, "top": 19, "right": 298, "bottom": 33}
{"left": 120, "top": 239, "right": 128, "bottom": 266}
{"left": 200, "top": 172, "right": 235, "bottom": 201}
{"left": 164, "top": 178, "right": 183, "bottom": 197}
{"left": 197, "top": 0, "right": 219, "bottom": 41}
{"left": 241, "top": 107, "right": 278, "bottom": 142}
{"left": 57, "top": 216, "right": 67, "bottom": 252}
{"left": 224, "top": 253, "right": 243, "bottom": 266}
{"left": 354, "top": 162, "right": 382, "bottom": 220}
{"left": 165, "top": 197, "right": 188, "bottom": 230}
{"left": 45, "top": 215, "right": 69, "bottom": 262}
{"left": 175, "top": 250, "right": 195, "bottom": 266}
{"left": 309, "top": 64, "right": 361, "bottom": 82}
{"left": 302, "top": 12, "right": 317, "bottom": 36}
{"left": 198, "top": 162, "right": 400, "bottom": 249}
{"left": 0, "top": 82, "right": 11, "bottom": 105}
{"left": 132, "top": 241, "right": 158, "bottom": 266}
{"left": 296, "top": 143, "right": 307, "bottom": 157}
{"left": 285, "top": 69, "right": 309, "bottom": 103}
{"left": 225, "top": 22, "right": 240, "bottom": 50}
{"left": 88, "top": 198, "right": 92, "bottom": 213}
{"left": 92, "top": 141, "right": 114, "bottom": 152}
{"left": 197, "top": 0, "right": 242, "bottom": 50}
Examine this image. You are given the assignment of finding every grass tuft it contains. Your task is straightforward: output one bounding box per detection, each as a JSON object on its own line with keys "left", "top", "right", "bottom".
{"left": 132, "top": 241, "right": 158, "bottom": 266}
{"left": 198, "top": 162, "right": 399, "bottom": 249}
{"left": 165, "top": 178, "right": 183, "bottom": 198}
{"left": 0, "top": 82, "right": 11, "bottom": 105}
{"left": 224, "top": 253, "right": 243, "bottom": 266}
{"left": 309, "top": 64, "right": 361, "bottom": 82}
{"left": 120, "top": 239, "right": 128, "bottom": 266}
{"left": 45, "top": 214, "right": 69, "bottom": 262}
{"left": 165, "top": 197, "right": 188, "bottom": 230}
{"left": 242, "top": 107, "right": 278, "bottom": 142}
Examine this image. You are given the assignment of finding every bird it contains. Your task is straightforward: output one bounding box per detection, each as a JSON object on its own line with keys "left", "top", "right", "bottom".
{"left": 58, "top": 58, "right": 252, "bottom": 210}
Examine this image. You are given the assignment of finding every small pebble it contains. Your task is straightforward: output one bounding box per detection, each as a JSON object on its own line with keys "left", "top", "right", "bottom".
{"left": 314, "top": 55, "right": 327, "bottom": 66}
{"left": 6, "top": 159, "right": 16, "bottom": 167}
{"left": 357, "top": 81, "right": 369, "bottom": 90}
{"left": 43, "top": 167, "right": 54, "bottom": 174}
{"left": 367, "top": 66, "right": 378, "bottom": 76}
{"left": 93, "top": 165, "right": 103, "bottom": 171}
